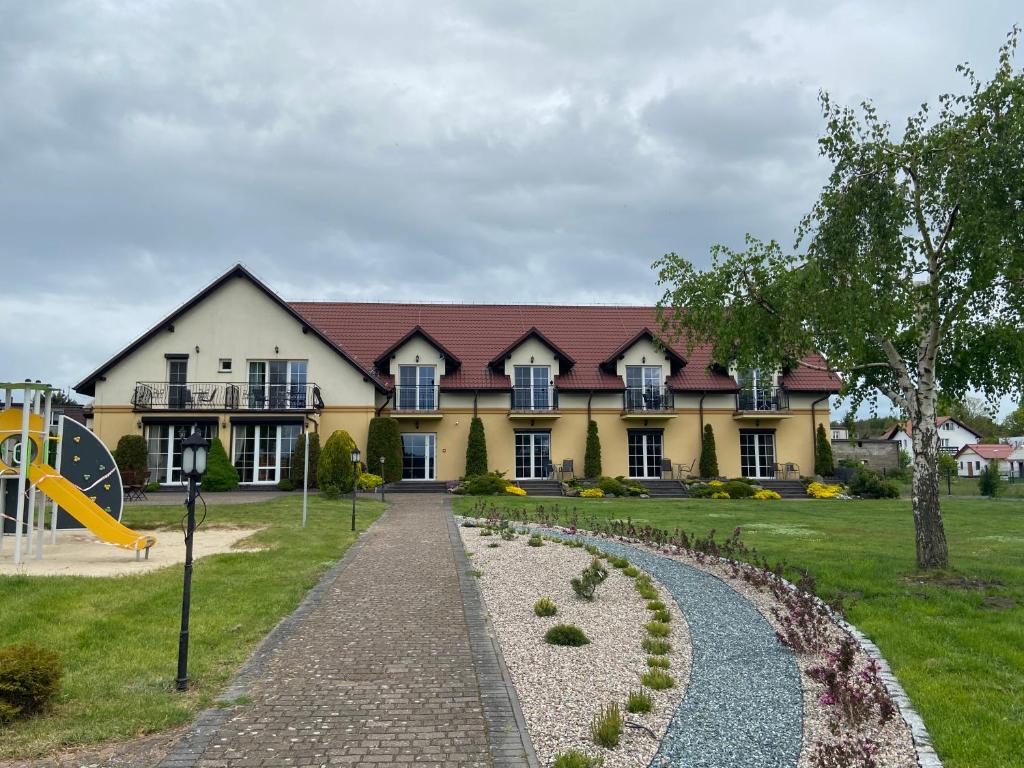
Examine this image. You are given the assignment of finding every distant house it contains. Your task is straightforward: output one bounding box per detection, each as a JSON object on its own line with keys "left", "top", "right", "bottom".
{"left": 1008, "top": 444, "right": 1024, "bottom": 479}
{"left": 831, "top": 426, "right": 849, "bottom": 441}
{"left": 955, "top": 443, "right": 1013, "bottom": 478}
{"left": 1001, "top": 435, "right": 1024, "bottom": 450}
{"left": 881, "top": 417, "right": 982, "bottom": 460}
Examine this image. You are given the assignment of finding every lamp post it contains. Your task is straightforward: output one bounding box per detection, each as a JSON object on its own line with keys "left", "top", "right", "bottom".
{"left": 176, "top": 429, "right": 209, "bottom": 692}
{"left": 350, "top": 447, "right": 361, "bottom": 532}
{"left": 379, "top": 455, "right": 386, "bottom": 502}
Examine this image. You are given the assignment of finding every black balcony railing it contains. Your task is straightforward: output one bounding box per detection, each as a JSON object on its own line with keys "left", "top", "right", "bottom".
{"left": 623, "top": 386, "right": 675, "bottom": 412}
{"left": 131, "top": 381, "right": 322, "bottom": 411}
{"left": 736, "top": 387, "right": 789, "bottom": 412}
{"left": 511, "top": 385, "right": 558, "bottom": 411}
{"left": 394, "top": 384, "right": 439, "bottom": 411}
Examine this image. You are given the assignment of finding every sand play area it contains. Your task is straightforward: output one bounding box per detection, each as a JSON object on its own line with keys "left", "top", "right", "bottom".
{"left": 0, "top": 527, "right": 264, "bottom": 577}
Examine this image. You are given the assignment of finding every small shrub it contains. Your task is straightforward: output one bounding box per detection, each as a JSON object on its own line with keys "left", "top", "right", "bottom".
{"left": 642, "top": 637, "right": 671, "bottom": 655}
{"left": 487, "top": 541, "right": 500, "bottom": 548}
{"left": 318, "top": 430, "right": 357, "bottom": 492}
{"left": 979, "top": 464, "right": 1004, "bottom": 497}
{"left": 579, "top": 487, "right": 605, "bottom": 498}
{"left": 319, "top": 482, "right": 340, "bottom": 500}
{"left": 652, "top": 609, "right": 671, "bottom": 623}
{"left": 479, "top": 528, "right": 493, "bottom": 536}
{"left": 112, "top": 434, "right": 147, "bottom": 476}
{"left": 722, "top": 480, "right": 755, "bottom": 499}
{"left": 200, "top": 437, "right": 239, "bottom": 491}
{"left": 571, "top": 559, "right": 609, "bottom": 600}
{"left": 527, "top": 534, "right": 544, "bottom": 547}
{"left": 646, "top": 655, "right": 670, "bottom": 669}
{"left": 553, "top": 749, "right": 604, "bottom": 768}
{"left": 0, "top": 643, "right": 63, "bottom": 723}
{"left": 584, "top": 544, "right": 601, "bottom": 556}
{"left": 806, "top": 481, "right": 844, "bottom": 499}
{"left": 646, "top": 600, "right": 666, "bottom": 612}
{"left": 596, "top": 476, "right": 627, "bottom": 497}
{"left": 640, "top": 668, "right": 675, "bottom": 690}
{"left": 754, "top": 489, "right": 782, "bottom": 500}
{"left": 622, "top": 566, "right": 640, "bottom": 577}
{"left": 626, "top": 689, "right": 653, "bottom": 714}
{"left": 276, "top": 477, "right": 295, "bottom": 491}
{"left": 635, "top": 577, "right": 659, "bottom": 600}
{"left": 545, "top": 624, "right": 590, "bottom": 647}
{"left": 590, "top": 702, "right": 623, "bottom": 748}
{"left": 505, "top": 485, "right": 527, "bottom": 496}
{"left": 645, "top": 621, "right": 671, "bottom": 638}
{"left": 847, "top": 466, "right": 899, "bottom": 499}
{"left": 711, "top": 491, "right": 731, "bottom": 499}
{"left": 533, "top": 597, "right": 557, "bottom": 617}
{"left": 466, "top": 472, "right": 509, "bottom": 495}
{"left": 355, "top": 472, "right": 382, "bottom": 491}
{"left": 144, "top": 482, "right": 160, "bottom": 493}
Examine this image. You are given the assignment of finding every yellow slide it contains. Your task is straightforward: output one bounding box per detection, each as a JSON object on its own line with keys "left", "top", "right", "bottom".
{"left": 28, "top": 464, "right": 157, "bottom": 553}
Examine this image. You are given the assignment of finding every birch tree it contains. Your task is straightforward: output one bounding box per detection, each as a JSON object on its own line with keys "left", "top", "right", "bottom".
{"left": 655, "top": 30, "right": 1024, "bottom": 569}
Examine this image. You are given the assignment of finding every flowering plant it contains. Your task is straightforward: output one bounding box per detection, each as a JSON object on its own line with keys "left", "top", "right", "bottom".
{"left": 579, "top": 488, "right": 605, "bottom": 498}
{"left": 807, "top": 482, "right": 844, "bottom": 499}
{"left": 505, "top": 485, "right": 527, "bottom": 496}
{"left": 708, "top": 480, "right": 724, "bottom": 487}
{"left": 711, "top": 491, "right": 730, "bottom": 499}
{"left": 356, "top": 472, "right": 384, "bottom": 490}
{"left": 753, "top": 489, "right": 782, "bottom": 500}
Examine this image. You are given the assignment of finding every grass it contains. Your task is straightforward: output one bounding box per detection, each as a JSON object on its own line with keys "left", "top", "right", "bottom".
{"left": 626, "top": 688, "right": 653, "bottom": 714}
{"left": 646, "top": 655, "right": 670, "bottom": 669}
{"left": 896, "top": 473, "right": 1024, "bottom": 499}
{"left": 533, "top": 597, "right": 558, "bottom": 617}
{"left": 453, "top": 494, "right": 1024, "bottom": 768}
{"left": 0, "top": 494, "right": 384, "bottom": 759}
{"left": 639, "top": 668, "right": 675, "bottom": 690}
{"left": 590, "top": 702, "right": 623, "bottom": 748}
{"left": 544, "top": 624, "right": 590, "bottom": 647}
{"left": 641, "top": 637, "right": 671, "bottom": 655}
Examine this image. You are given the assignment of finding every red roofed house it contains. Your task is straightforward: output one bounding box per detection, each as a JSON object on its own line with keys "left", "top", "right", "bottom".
{"left": 74, "top": 265, "right": 840, "bottom": 488}
{"left": 954, "top": 443, "right": 1014, "bottom": 478}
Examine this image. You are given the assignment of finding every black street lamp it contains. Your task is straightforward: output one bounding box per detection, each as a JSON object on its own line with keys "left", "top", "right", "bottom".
{"left": 379, "top": 455, "right": 385, "bottom": 502}
{"left": 176, "top": 429, "right": 209, "bottom": 692}
{"left": 350, "top": 447, "right": 361, "bottom": 532}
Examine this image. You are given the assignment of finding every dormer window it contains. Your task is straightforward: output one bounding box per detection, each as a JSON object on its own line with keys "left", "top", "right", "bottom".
{"left": 397, "top": 365, "right": 436, "bottom": 410}
{"left": 625, "top": 365, "right": 663, "bottom": 410}
{"left": 737, "top": 369, "right": 779, "bottom": 411}
{"left": 512, "top": 365, "right": 551, "bottom": 410}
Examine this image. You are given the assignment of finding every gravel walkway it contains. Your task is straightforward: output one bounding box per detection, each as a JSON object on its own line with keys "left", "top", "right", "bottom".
{"left": 548, "top": 532, "right": 803, "bottom": 768}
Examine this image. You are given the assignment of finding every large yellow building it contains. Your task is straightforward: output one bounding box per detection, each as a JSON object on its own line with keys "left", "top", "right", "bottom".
{"left": 75, "top": 265, "right": 839, "bottom": 488}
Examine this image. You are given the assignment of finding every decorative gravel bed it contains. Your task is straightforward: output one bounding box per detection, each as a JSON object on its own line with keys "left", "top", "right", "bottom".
{"left": 460, "top": 522, "right": 691, "bottom": 768}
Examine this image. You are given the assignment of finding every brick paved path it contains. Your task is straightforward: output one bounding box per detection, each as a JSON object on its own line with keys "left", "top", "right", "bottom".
{"left": 163, "top": 494, "right": 531, "bottom": 768}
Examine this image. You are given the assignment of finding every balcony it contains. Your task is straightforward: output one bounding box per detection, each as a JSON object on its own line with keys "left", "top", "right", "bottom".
{"left": 392, "top": 384, "right": 442, "bottom": 418}
{"left": 509, "top": 386, "right": 560, "bottom": 419}
{"left": 131, "top": 381, "right": 323, "bottom": 412}
{"left": 621, "top": 386, "right": 677, "bottom": 419}
{"left": 733, "top": 387, "right": 792, "bottom": 420}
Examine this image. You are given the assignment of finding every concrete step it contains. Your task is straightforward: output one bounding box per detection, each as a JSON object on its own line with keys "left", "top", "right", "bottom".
{"left": 384, "top": 481, "right": 449, "bottom": 494}
{"left": 756, "top": 480, "right": 808, "bottom": 498}
{"left": 638, "top": 480, "right": 689, "bottom": 498}
{"left": 514, "top": 481, "right": 564, "bottom": 497}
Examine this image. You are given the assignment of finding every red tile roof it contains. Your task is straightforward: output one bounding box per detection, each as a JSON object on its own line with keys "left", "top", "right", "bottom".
{"left": 956, "top": 443, "right": 1012, "bottom": 460}
{"left": 289, "top": 302, "right": 842, "bottom": 393}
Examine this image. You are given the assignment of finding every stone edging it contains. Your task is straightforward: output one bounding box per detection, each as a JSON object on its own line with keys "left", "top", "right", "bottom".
{"left": 446, "top": 507, "right": 541, "bottom": 768}
{"left": 155, "top": 508, "right": 391, "bottom": 768}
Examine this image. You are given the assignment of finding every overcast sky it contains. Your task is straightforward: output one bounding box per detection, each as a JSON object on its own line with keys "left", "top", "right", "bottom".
{"left": 1, "top": 1, "right": 1019, "bottom": 417}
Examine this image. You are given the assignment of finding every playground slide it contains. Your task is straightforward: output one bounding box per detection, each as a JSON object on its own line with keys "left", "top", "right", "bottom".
{"left": 27, "top": 464, "right": 156, "bottom": 553}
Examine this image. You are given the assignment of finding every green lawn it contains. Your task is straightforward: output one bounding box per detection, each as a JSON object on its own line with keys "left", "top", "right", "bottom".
{"left": 453, "top": 494, "right": 1024, "bottom": 768}
{"left": 0, "top": 495, "right": 384, "bottom": 759}
{"left": 896, "top": 473, "right": 1024, "bottom": 498}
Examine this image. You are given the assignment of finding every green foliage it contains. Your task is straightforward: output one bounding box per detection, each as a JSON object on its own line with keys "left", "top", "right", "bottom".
{"left": 201, "top": 438, "right": 239, "bottom": 492}
{"left": 552, "top": 750, "right": 603, "bottom": 768}
{"left": 641, "top": 637, "right": 671, "bottom": 655}
{"left": 571, "top": 558, "right": 609, "bottom": 600}
{"left": 584, "top": 420, "right": 602, "bottom": 478}
{"left": 0, "top": 643, "right": 63, "bottom": 724}
{"left": 699, "top": 424, "right": 719, "bottom": 478}
{"left": 635, "top": 576, "right": 659, "bottom": 601}
{"left": 640, "top": 668, "right": 675, "bottom": 690}
{"left": 597, "top": 476, "right": 626, "bottom": 496}
{"left": 533, "top": 597, "right": 557, "bottom": 617}
{"left": 319, "top": 482, "right": 340, "bottom": 500}
{"left": 646, "top": 600, "right": 666, "bottom": 612}
{"left": 608, "top": 555, "right": 630, "bottom": 569}
{"left": 466, "top": 472, "right": 509, "bottom": 495}
{"left": 652, "top": 608, "right": 671, "bottom": 623}
{"left": 357, "top": 472, "right": 383, "bottom": 491}
{"left": 815, "top": 423, "right": 835, "bottom": 476}
{"left": 622, "top": 566, "right": 640, "bottom": 578}
{"left": 937, "top": 452, "right": 958, "bottom": 477}
{"left": 645, "top": 621, "right": 671, "bottom": 638}
{"left": 366, "top": 417, "right": 403, "bottom": 483}
{"left": 722, "top": 480, "right": 755, "bottom": 498}
{"left": 978, "top": 464, "right": 1004, "bottom": 498}
{"left": 848, "top": 466, "right": 900, "bottom": 499}
{"left": 527, "top": 534, "right": 544, "bottom": 547}
{"left": 464, "top": 417, "right": 489, "bottom": 478}
{"left": 544, "top": 624, "right": 590, "bottom": 647}
{"left": 276, "top": 478, "right": 295, "bottom": 491}
{"left": 626, "top": 688, "right": 653, "bottom": 714}
{"left": 112, "top": 435, "right": 147, "bottom": 477}
{"left": 646, "top": 655, "right": 670, "bottom": 669}
{"left": 317, "top": 430, "right": 357, "bottom": 493}
{"left": 290, "top": 432, "right": 320, "bottom": 489}
{"left": 590, "top": 702, "right": 623, "bottom": 748}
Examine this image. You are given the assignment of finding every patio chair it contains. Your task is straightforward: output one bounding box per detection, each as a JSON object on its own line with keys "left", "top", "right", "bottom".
{"left": 660, "top": 458, "right": 674, "bottom": 479}
{"left": 193, "top": 386, "right": 218, "bottom": 408}
{"left": 560, "top": 459, "right": 575, "bottom": 481}
{"left": 675, "top": 458, "right": 697, "bottom": 479}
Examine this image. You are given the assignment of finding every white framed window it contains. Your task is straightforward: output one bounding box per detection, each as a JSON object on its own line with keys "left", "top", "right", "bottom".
{"left": 512, "top": 366, "right": 552, "bottom": 410}
{"left": 397, "top": 365, "right": 437, "bottom": 410}
{"left": 219, "top": 358, "right": 233, "bottom": 373}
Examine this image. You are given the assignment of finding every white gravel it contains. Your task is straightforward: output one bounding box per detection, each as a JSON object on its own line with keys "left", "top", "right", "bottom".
{"left": 461, "top": 526, "right": 691, "bottom": 768}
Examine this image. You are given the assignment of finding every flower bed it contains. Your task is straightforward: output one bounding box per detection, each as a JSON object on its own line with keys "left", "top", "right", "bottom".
{"left": 460, "top": 523, "right": 690, "bottom": 768}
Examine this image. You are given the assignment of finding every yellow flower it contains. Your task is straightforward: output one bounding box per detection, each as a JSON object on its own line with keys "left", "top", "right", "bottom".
{"left": 505, "top": 485, "right": 527, "bottom": 496}
{"left": 806, "top": 482, "right": 843, "bottom": 499}
{"left": 711, "top": 491, "right": 731, "bottom": 499}
{"left": 754, "top": 489, "right": 781, "bottom": 500}
{"left": 580, "top": 487, "right": 605, "bottom": 498}
{"left": 708, "top": 480, "right": 724, "bottom": 487}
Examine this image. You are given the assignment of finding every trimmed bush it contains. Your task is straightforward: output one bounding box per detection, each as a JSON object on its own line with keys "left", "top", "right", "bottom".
{"left": 533, "top": 597, "right": 557, "bottom": 617}
{"left": 317, "top": 430, "right": 357, "bottom": 493}
{"left": 319, "top": 482, "right": 340, "bottom": 500}
{"left": 596, "top": 476, "right": 627, "bottom": 497}
{"left": 200, "top": 437, "right": 239, "bottom": 491}
{"left": 584, "top": 420, "right": 602, "bottom": 478}
{"left": 290, "top": 432, "right": 320, "bottom": 488}
{"left": 276, "top": 478, "right": 295, "bottom": 491}
{"left": 357, "top": 472, "right": 383, "bottom": 491}
{"left": 366, "top": 417, "right": 403, "bottom": 483}
{"left": 848, "top": 466, "right": 899, "bottom": 499}
{"left": 640, "top": 668, "right": 675, "bottom": 690}
{"left": 699, "top": 423, "right": 719, "bottom": 479}
{"left": 652, "top": 608, "right": 671, "bottom": 623}
{"left": 544, "top": 624, "right": 590, "bottom": 646}
{"left": 466, "top": 472, "right": 509, "bottom": 495}
{"left": 722, "top": 480, "right": 755, "bottom": 499}
{"left": 552, "top": 750, "right": 603, "bottom": 768}
{"left": 527, "top": 534, "right": 544, "bottom": 547}
{"left": 815, "top": 423, "right": 835, "bottom": 476}
{"left": 646, "top": 600, "right": 666, "bottom": 611}
{"left": 112, "top": 434, "right": 147, "bottom": 476}
{"left": 464, "top": 417, "right": 489, "bottom": 478}
{"left": 626, "top": 688, "right": 653, "bottom": 714}
{"left": 979, "top": 464, "right": 1004, "bottom": 497}
{"left": 590, "top": 702, "right": 623, "bottom": 748}
{"left": 0, "top": 643, "right": 63, "bottom": 724}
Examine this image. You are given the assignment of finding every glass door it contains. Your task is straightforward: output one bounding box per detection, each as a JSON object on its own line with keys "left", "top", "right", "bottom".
{"left": 232, "top": 423, "right": 302, "bottom": 484}
{"left": 168, "top": 359, "right": 188, "bottom": 409}
{"left": 401, "top": 433, "right": 436, "bottom": 480}
{"left": 515, "top": 432, "right": 551, "bottom": 479}
{"left": 740, "top": 432, "right": 776, "bottom": 479}
{"left": 626, "top": 366, "right": 662, "bottom": 410}
{"left": 628, "top": 431, "right": 663, "bottom": 478}
{"left": 248, "top": 362, "right": 267, "bottom": 409}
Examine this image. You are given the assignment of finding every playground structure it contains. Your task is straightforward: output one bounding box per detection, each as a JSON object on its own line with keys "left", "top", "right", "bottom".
{"left": 0, "top": 381, "right": 156, "bottom": 565}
